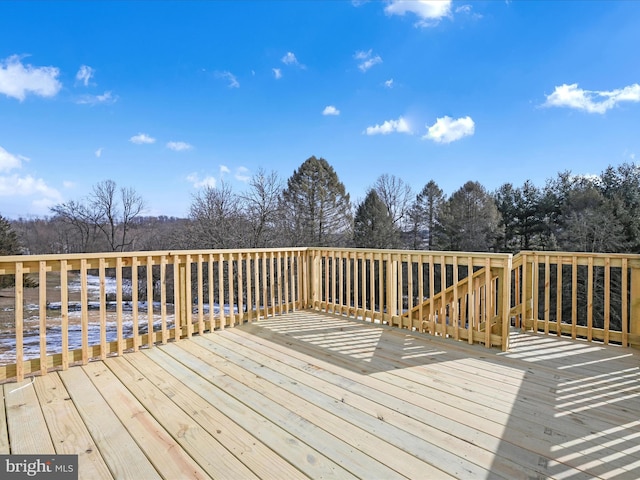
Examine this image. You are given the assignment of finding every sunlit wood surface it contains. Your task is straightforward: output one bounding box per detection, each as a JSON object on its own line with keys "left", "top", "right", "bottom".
{"left": 2, "top": 311, "right": 639, "bottom": 479}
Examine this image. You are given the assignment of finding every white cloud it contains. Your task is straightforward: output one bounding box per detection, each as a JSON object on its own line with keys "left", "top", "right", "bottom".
{"left": 76, "top": 90, "right": 117, "bottom": 105}
{"left": 95, "top": 148, "right": 103, "bottom": 158}
{"left": 130, "top": 133, "right": 156, "bottom": 144}
{"left": 384, "top": 0, "right": 452, "bottom": 27}
{"left": 384, "top": 79, "right": 394, "bottom": 88}
{"left": 543, "top": 83, "right": 640, "bottom": 114}
{"left": 423, "top": 115, "right": 475, "bottom": 143}
{"left": 0, "top": 145, "right": 62, "bottom": 214}
{"left": 0, "top": 55, "right": 62, "bottom": 101}
{"left": 0, "top": 146, "right": 25, "bottom": 172}
{"left": 0, "top": 174, "right": 62, "bottom": 202}
{"left": 282, "top": 52, "right": 301, "bottom": 66}
{"left": 455, "top": 5, "right": 470, "bottom": 13}
{"left": 63, "top": 180, "right": 75, "bottom": 189}
{"left": 75, "top": 65, "right": 94, "bottom": 86}
{"left": 219, "top": 165, "right": 231, "bottom": 176}
{"left": 216, "top": 71, "right": 240, "bottom": 88}
{"left": 166, "top": 141, "right": 193, "bottom": 152}
{"left": 364, "top": 116, "right": 412, "bottom": 135}
{"left": 187, "top": 173, "right": 216, "bottom": 189}
{"left": 354, "top": 50, "right": 382, "bottom": 72}
{"left": 273, "top": 68, "right": 282, "bottom": 79}
{"left": 235, "top": 166, "right": 251, "bottom": 182}
{"left": 322, "top": 105, "right": 340, "bottom": 116}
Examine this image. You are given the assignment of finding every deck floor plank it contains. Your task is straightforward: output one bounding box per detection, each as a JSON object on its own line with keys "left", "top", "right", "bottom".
{"left": 2, "top": 310, "right": 639, "bottom": 480}
{"left": 33, "top": 373, "right": 113, "bottom": 479}
{"left": 161, "top": 341, "right": 391, "bottom": 480}
{"left": 224, "top": 322, "right": 587, "bottom": 479}
{"left": 235, "top": 313, "right": 640, "bottom": 478}
{"left": 121, "top": 351, "right": 308, "bottom": 480}
{"left": 187, "top": 335, "right": 455, "bottom": 480}
{"left": 81, "top": 361, "right": 212, "bottom": 480}
{"left": 102, "top": 355, "right": 261, "bottom": 480}
{"left": 59, "top": 366, "right": 162, "bottom": 479}
{"left": 3, "top": 379, "right": 55, "bottom": 454}
{"left": 144, "top": 346, "right": 356, "bottom": 479}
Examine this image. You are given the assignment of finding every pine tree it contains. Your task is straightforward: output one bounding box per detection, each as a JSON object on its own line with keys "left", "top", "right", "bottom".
{"left": 0, "top": 214, "right": 37, "bottom": 288}
{"left": 438, "top": 181, "right": 502, "bottom": 252}
{"left": 281, "top": 156, "right": 352, "bottom": 246}
{"left": 413, "top": 180, "right": 445, "bottom": 250}
{"left": 0, "top": 214, "right": 20, "bottom": 256}
{"left": 354, "top": 190, "right": 399, "bottom": 248}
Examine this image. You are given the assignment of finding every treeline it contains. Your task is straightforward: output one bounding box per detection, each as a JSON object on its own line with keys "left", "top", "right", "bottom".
{"left": 4, "top": 157, "right": 640, "bottom": 255}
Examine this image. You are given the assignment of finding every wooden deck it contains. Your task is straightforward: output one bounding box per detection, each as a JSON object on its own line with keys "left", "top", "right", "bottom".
{"left": 1, "top": 311, "right": 639, "bottom": 479}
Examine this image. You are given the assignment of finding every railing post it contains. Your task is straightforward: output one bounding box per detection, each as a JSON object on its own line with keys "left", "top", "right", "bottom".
{"left": 308, "top": 249, "right": 320, "bottom": 309}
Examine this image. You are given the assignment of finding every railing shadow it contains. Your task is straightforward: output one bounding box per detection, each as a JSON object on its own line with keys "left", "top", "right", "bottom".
{"left": 244, "top": 311, "right": 640, "bottom": 479}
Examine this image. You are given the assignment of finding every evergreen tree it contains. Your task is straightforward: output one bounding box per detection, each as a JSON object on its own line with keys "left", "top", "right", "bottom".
{"left": 0, "top": 214, "right": 36, "bottom": 288}
{"left": 495, "top": 180, "right": 545, "bottom": 252}
{"left": 437, "top": 181, "right": 502, "bottom": 252}
{"left": 413, "top": 180, "right": 445, "bottom": 250}
{"left": 281, "top": 156, "right": 352, "bottom": 246}
{"left": 599, "top": 162, "right": 640, "bottom": 252}
{"left": 354, "top": 190, "right": 399, "bottom": 248}
{"left": 0, "top": 215, "right": 20, "bottom": 256}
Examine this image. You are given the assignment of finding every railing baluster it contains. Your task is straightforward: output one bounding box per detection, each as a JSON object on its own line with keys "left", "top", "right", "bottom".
{"left": 15, "top": 262, "right": 24, "bottom": 382}
{"left": 185, "top": 254, "right": 192, "bottom": 337}
{"left": 277, "top": 251, "right": 283, "bottom": 316}
{"left": 238, "top": 252, "right": 245, "bottom": 321}
{"left": 197, "top": 254, "right": 204, "bottom": 335}
{"left": 246, "top": 254, "right": 253, "bottom": 322}
{"left": 39, "top": 260, "right": 47, "bottom": 375}
{"left": 131, "top": 256, "right": 139, "bottom": 351}
{"left": 116, "top": 257, "right": 123, "bottom": 356}
{"left": 622, "top": 258, "right": 628, "bottom": 347}
{"left": 99, "top": 258, "right": 107, "bottom": 360}
{"left": 60, "top": 259, "right": 69, "bottom": 370}
{"left": 207, "top": 254, "right": 215, "bottom": 329}
{"left": 218, "top": 253, "right": 225, "bottom": 328}
{"left": 160, "top": 255, "right": 168, "bottom": 344}
{"left": 261, "top": 253, "right": 268, "bottom": 318}
{"left": 173, "top": 255, "right": 181, "bottom": 340}
{"left": 544, "top": 255, "right": 550, "bottom": 335}
{"left": 604, "top": 257, "right": 611, "bottom": 345}
{"left": 147, "top": 255, "right": 154, "bottom": 348}
{"left": 80, "top": 258, "right": 89, "bottom": 364}
{"left": 587, "top": 256, "right": 594, "bottom": 342}
{"left": 556, "top": 256, "right": 562, "bottom": 337}
{"left": 571, "top": 256, "right": 577, "bottom": 340}
{"left": 229, "top": 253, "right": 235, "bottom": 327}
{"left": 269, "top": 251, "right": 276, "bottom": 318}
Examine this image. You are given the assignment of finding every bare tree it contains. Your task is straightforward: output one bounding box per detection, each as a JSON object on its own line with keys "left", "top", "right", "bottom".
{"left": 90, "top": 180, "right": 146, "bottom": 251}
{"left": 50, "top": 200, "right": 101, "bottom": 252}
{"left": 240, "top": 168, "right": 283, "bottom": 247}
{"left": 188, "top": 181, "right": 246, "bottom": 248}
{"left": 373, "top": 173, "right": 413, "bottom": 231}
{"left": 50, "top": 180, "right": 146, "bottom": 252}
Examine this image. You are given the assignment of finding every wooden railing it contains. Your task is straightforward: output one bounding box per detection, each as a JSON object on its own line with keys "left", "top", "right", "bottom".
{"left": 307, "top": 248, "right": 513, "bottom": 351}
{"left": 510, "top": 251, "right": 640, "bottom": 347}
{"left": 2, "top": 247, "right": 640, "bottom": 383}
{"left": 0, "top": 248, "right": 307, "bottom": 381}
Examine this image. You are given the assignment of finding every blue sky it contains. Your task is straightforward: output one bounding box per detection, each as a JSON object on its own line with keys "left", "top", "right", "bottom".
{"left": 1, "top": 1, "right": 639, "bottom": 219}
